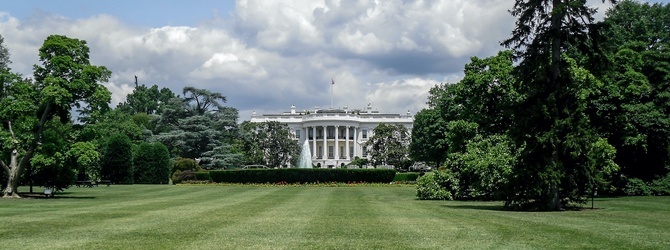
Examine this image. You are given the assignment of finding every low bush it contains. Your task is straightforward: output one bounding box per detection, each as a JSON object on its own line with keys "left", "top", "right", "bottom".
{"left": 393, "top": 172, "right": 420, "bottom": 182}
{"left": 208, "top": 169, "right": 395, "bottom": 184}
{"left": 173, "top": 158, "right": 201, "bottom": 172}
{"left": 172, "top": 170, "right": 197, "bottom": 184}
{"left": 416, "top": 170, "right": 459, "bottom": 200}
{"left": 650, "top": 175, "right": 670, "bottom": 196}
{"left": 623, "top": 178, "right": 652, "bottom": 196}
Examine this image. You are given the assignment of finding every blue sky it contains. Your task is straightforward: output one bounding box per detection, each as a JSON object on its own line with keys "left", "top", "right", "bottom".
{"left": 1, "top": 0, "right": 668, "bottom": 120}
{"left": 3, "top": 0, "right": 237, "bottom": 27}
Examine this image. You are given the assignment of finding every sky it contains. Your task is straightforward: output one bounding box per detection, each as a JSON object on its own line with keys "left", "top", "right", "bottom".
{"left": 1, "top": 0, "right": 668, "bottom": 121}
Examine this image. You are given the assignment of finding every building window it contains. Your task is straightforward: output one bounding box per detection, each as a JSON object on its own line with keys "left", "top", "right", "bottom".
{"left": 328, "top": 146, "right": 334, "bottom": 159}
{"left": 349, "top": 146, "right": 353, "bottom": 157}
{"left": 362, "top": 129, "right": 368, "bottom": 139}
{"left": 340, "top": 146, "right": 344, "bottom": 159}
{"left": 362, "top": 147, "right": 368, "bottom": 157}
{"left": 328, "top": 127, "right": 334, "bottom": 139}
{"left": 318, "top": 146, "right": 322, "bottom": 158}
{"left": 295, "top": 129, "right": 300, "bottom": 139}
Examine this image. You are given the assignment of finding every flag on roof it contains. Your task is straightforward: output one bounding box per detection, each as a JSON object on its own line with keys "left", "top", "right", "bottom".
{"left": 332, "top": 78, "right": 335, "bottom": 85}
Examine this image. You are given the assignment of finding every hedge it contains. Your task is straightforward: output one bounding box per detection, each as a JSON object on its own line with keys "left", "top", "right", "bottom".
{"left": 195, "top": 171, "right": 211, "bottom": 181}
{"left": 208, "top": 169, "right": 396, "bottom": 184}
{"left": 393, "top": 172, "right": 420, "bottom": 182}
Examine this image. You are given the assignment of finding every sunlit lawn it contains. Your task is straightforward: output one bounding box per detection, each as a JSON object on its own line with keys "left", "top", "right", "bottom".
{"left": 1, "top": 185, "right": 669, "bottom": 249}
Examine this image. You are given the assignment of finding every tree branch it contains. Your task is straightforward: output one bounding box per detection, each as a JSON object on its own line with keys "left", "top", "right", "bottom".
{"left": 20, "top": 101, "right": 53, "bottom": 168}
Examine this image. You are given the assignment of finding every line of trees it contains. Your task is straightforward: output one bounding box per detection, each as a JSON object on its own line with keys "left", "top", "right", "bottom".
{"left": 0, "top": 34, "right": 301, "bottom": 197}
{"left": 411, "top": 0, "right": 670, "bottom": 210}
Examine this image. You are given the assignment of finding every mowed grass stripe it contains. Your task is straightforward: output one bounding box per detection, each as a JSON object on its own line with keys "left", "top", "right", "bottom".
{"left": 0, "top": 186, "right": 281, "bottom": 249}
{"left": 294, "top": 187, "right": 413, "bottom": 249}
{"left": 2, "top": 186, "right": 670, "bottom": 249}
{"left": 72, "top": 186, "right": 285, "bottom": 249}
{"left": 186, "top": 187, "right": 332, "bottom": 249}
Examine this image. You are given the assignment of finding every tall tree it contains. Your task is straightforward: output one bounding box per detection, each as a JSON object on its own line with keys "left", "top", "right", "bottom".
{"left": 502, "top": 0, "right": 617, "bottom": 210}
{"left": 1, "top": 35, "right": 111, "bottom": 197}
{"left": 591, "top": 0, "right": 670, "bottom": 182}
{"left": 153, "top": 86, "right": 239, "bottom": 159}
{"left": 117, "top": 84, "right": 175, "bottom": 115}
{"left": 0, "top": 34, "right": 10, "bottom": 71}
{"left": 240, "top": 121, "right": 299, "bottom": 168}
{"left": 364, "top": 123, "right": 410, "bottom": 167}
{"left": 409, "top": 108, "right": 449, "bottom": 167}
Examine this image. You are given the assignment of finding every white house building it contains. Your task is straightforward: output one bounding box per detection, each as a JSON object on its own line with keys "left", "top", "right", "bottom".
{"left": 250, "top": 104, "right": 413, "bottom": 168}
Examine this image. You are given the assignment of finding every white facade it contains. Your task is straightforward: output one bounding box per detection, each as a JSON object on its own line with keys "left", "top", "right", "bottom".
{"left": 250, "top": 104, "right": 413, "bottom": 168}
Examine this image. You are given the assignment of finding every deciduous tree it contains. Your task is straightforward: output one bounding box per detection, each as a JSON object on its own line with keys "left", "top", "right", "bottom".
{"left": 1, "top": 35, "right": 111, "bottom": 197}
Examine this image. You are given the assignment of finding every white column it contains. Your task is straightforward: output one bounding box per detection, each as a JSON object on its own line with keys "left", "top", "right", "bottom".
{"left": 312, "top": 127, "right": 317, "bottom": 159}
{"left": 334, "top": 126, "right": 339, "bottom": 161}
{"left": 345, "top": 126, "right": 350, "bottom": 160}
{"left": 353, "top": 127, "right": 358, "bottom": 158}
{"left": 322, "top": 125, "right": 327, "bottom": 160}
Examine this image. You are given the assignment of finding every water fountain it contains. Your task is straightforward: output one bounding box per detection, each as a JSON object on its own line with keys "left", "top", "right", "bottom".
{"left": 296, "top": 140, "right": 313, "bottom": 168}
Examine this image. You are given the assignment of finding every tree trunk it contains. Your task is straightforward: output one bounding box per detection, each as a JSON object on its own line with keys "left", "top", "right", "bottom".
{"left": 2, "top": 149, "right": 22, "bottom": 198}
{"left": 550, "top": 0, "right": 563, "bottom": 88}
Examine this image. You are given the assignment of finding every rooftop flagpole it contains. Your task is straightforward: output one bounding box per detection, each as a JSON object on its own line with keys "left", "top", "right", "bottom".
{"left": 331, "top": 78, "right": 334, "bottom": 109}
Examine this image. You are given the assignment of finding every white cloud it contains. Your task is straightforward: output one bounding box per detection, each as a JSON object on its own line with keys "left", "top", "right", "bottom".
{"left": 0, "top": 0, "right": 621, "bottom": 121}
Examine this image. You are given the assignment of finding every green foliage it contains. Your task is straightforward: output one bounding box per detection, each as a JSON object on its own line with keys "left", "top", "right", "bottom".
{"left": 449, "top": 134, "right": 517, "bottom": 200}
{"left": 195, "top": 171, "right": 211, "bottom": 181}
{"left": 200, "top": 144, "right": 245, "bottom": 170}
{"left": 409, "top": 108, "right": 449, "bottom": 167}
{"left": 347, "top": 156, "right": 369, "bottom": 167}
{"left": 171, "top": 170, "right": 196, "bottom": 184}
{"left": 133, "top": 142, "right": 170, "bottom": 184}
{"left": 172, "top": 157, "right": 200, "bottom": 172}
{"left": 100, "top": 133, "right": 134, "bottom": 184}
{"left": 591, "top": 1, "right": 670, "bottom": 183}
{"left": 416, "top": 170, "right": 458, "bottom": 200}
{"left": 117, "top": 84, "right": 175, "bottom": 115}
{"left": 0, "top": 34, "right": 9, "bottom": 71}
{"left": 1, "top": 34, "right": 111, "bottom": 197}
{"left": 153, "top": 86, "right": 238, "bottom": 159}
{"left": 30, "top": 123, "right": 76, "bottom": 191}
{"left": 208, "top": 169, "right": 395, "bottom": 184}
{"left": 364, "top": 123, "right": 410, "bottom": 167}
{"left": 392, "top": 172, "right": 420, "bottom": 182}
{"left": 80, "top": 109, "right": 145, "bottom": 143}
{"left": 66, "top": 141, "right": 100, "bottom": 181}
{"left": 650, "top": 175, "right": 670, "bottom": 196}
{"left": 624, "top": 178, "right": 652, "bottom": 196}
{"left": 239, "top": 121, "right": 299, "bottom": 168}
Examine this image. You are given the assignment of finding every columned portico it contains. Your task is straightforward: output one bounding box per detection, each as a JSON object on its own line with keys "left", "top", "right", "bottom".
{"left": 334, "top": 126, "right": 339, "bottom": 162}
{"left": 312, "top": 126, "right": 317, "bottom": 159}
{"left": 250, "top": 104, "right": 413, "bottom": 168}
{"left": 345, "top": 126, "right": 350, "bottom": 160}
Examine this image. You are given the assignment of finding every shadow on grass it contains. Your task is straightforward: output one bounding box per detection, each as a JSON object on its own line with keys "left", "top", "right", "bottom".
{"left": 18, "top": 193, "right": 97, "bottom": 200}
{"left": 442, "top": 204, "right": 506, "bottom": 211}
{"left": 443, "top": 203, "right": 606, "bottom": 212}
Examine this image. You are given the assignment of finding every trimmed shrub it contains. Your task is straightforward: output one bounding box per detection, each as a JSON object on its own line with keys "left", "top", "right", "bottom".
{"left": 173, "top": 158, "right": 200, "bottom": 172}
{"left": 416, "top": 170, "right": 459, "bottom": 200}
{"left": 623, "top": 178, "right": 652, "bottom": 196}
{"left": 208, "top": 169, "right": 395, "bottom": 184}
{"left": 134, "top": 142, "right": 171, "bottom": 184}
{"left": 195, "top": 171, "right": 211, "bottom": 181}
{"left": 172, "top": 170, "right": 197, "bottom": 184}
{"left": 393, "top": 172, "right": 420, "bottom": 182}
{"left": 100, "top": 133, "right": 134, "bottom": 184}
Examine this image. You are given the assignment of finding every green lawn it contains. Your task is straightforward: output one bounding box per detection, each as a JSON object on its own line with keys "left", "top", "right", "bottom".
{"left": 1, "top": 185, "right": 669, "bottom": 249}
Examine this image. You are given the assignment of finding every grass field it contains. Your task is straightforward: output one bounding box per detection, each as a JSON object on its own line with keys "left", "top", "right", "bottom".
{"left": 1, "top": 185, "right": 669, "bottom": 249}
